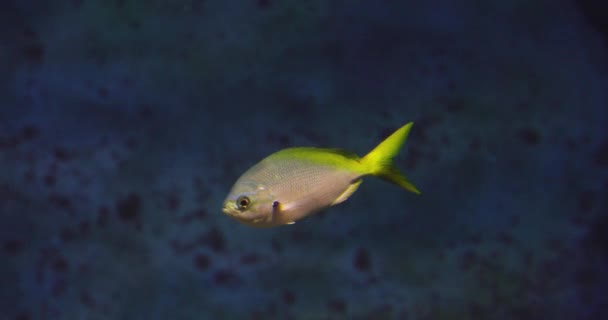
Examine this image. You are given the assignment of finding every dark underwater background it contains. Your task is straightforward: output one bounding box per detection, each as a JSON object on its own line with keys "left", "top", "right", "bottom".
{"left": 1, "top": 1, "right": 608, "bottom": 319}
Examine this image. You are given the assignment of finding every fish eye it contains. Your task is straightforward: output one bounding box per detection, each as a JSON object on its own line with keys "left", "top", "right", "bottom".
{"left": 236, "top": 196, "right": 250, "bottom": 210}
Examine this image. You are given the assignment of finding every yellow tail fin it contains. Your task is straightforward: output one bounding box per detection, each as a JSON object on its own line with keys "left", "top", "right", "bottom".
{"left": 360, "top": 122, "right": 421, "bottom": 194}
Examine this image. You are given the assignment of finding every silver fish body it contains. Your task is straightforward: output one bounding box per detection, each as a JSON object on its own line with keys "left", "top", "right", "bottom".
{"left": 223, "top": 151, "right": 362, "bottom": 227}
{"left": 222, "top": 123, "right": 420, "bottom": 228}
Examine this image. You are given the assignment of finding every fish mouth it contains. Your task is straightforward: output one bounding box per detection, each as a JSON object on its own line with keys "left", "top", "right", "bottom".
{"left": 222, "top": 199, "right": 273, "bottom": 227}
{"left": 222, "top": 202, "right": 237, "bottom": 216}
{"left": 222, "top": 201, "right": 260, "bottom": 225}
{"left": 222, "top": 201, "right": 246, "bottom": 221}
{"left": 222, "top": 207, "right": 253, "bottom": 225}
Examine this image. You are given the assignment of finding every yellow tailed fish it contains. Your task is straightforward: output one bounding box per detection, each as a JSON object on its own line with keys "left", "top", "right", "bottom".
{"left": 222, "top": 122, "right": 420, "bottom": 227}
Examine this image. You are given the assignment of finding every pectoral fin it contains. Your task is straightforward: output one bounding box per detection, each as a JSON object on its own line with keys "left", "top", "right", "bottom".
{"left": 331, "top": 179, "right": 362, "bottom": 205}
{"left": 273, "top": 200, "right": 295, "bottom": 225}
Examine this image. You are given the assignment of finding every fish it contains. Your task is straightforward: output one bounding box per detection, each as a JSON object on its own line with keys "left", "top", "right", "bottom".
{"left": 222, "top": 122, "right": 420, "bottom": 227}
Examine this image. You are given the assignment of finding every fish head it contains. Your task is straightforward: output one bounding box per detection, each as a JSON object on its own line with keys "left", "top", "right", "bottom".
{"left": 222, "top": 181, "right": 276, "bottom": 227}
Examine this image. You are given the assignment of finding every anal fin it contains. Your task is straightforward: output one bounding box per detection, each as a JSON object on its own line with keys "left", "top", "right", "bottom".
{"left": 331, "top": 179, "right": 362, "bottom": 205}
